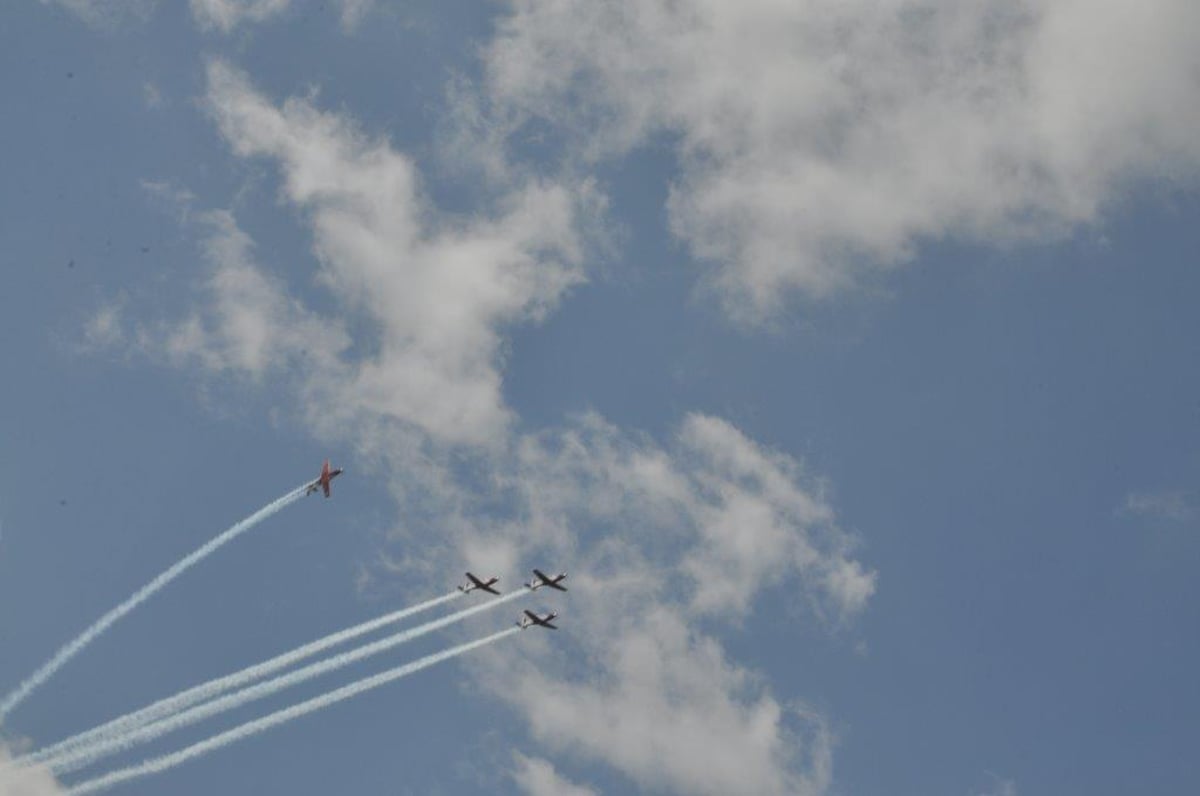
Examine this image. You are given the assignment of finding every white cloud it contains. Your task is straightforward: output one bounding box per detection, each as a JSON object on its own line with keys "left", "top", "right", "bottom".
{"left": 188, "top": 0, "right": 374, "bottom": 32}
{"left": 181, "top": 61, "right": 592, "bottom": 447}
{"left": 112, "top": 60, "right": 872, "bottom": 795}
{"left": 971, "top": 774, "right": 1018, "bottom": 796}
{"left": 139, "top": 179, "right": 196, "bottom": 215}
{"left": 1121, "top": 490, "right": 1194, "bottom": 523}
{"left": 475, "top": 0, "right": 1200, "bottom": 321}
{"left": 38, "top": 0, "right": 156, "bottom": 27}
{"left": 154, "top": 209, "right": 348, "bottom": 379}
{"left": 82, "top": 301, "right": 127, "bottom": 350}
{"left": 335, "top": 0, "right": 373, "bottom": 30}
{"left": 489, "top": 606, "right": 833, "bottom": 796}
{"left": 412, "top": 412, "right": 867, "bottom": 794}
{"left": 511, "top": 753, "right": 597, "bottom": 796}
{"left": 188, "top": 0, "right": 291, "bottom": 32}
{"left": 676, "top": 414, "right": 872, "bottom": 619}
{"left": 0, "top": 744, "right": 65, "bottom": 796}
{"left": 43, "top": 0, "right": 370, "bottom": 33}
{"left": 471, "top": 413, "right": 874, "bottom": 623}
{"left": 142, "top": 82, "right": 164, "bottom": 109}
{"left": 133, "top": 311, "right": 863, "bottom": 790}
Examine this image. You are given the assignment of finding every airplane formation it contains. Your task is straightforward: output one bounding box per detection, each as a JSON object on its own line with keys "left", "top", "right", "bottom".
{"left": 310, "top": 462, "right": 568, "bottom": 630}
{"left": 459, "top": 567, "right": 567, "bottom": 628}
{"left": 0, "top": 459, "right": 568, "bottom": 793}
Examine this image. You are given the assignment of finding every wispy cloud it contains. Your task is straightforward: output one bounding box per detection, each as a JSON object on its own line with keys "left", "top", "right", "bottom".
{"left": 971, "top": 773, "right": 1018, "bottom": 796}
{"left": 488, "top": 605, "right": 835, "bottom": 796}
{"left": 188, "top": 0, "right": 375, "bottom": 32}
{"left": 188, "top": 0, "right": 292, "bottom": 32}
{"left": 1121, "top": 490, "right": 1194, "bottom": 522}
{"left": 197, "top": 60, "right": 593, "bottom": 448}
{"left": 511, "top": 753, "right": 597, "bottom": 796}
{"left": 335, "top": 0, "right": 374, "bottom": 30}
{"left": 81, "top": 301, "right": 126, "bottom": 351}
{"left": 159, "top": 209, "right": 348, "bottom": 379}
{"left": 141, "top": 82, "right": 165, "bottom": 109}
{"left": 38, "top": 0, "right": 157, "bottom": 29}
{"left": 403, "top": 412, "right": 861, "bottom": 794}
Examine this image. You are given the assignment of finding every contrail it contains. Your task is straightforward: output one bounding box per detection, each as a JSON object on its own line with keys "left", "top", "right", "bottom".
{"left": 66, "top": 627, "right": 521, "bottom": 795}
{"left": 24, "top": 592, "right": 462, "bottom": 765}
{"left": 43, "top": 590, "right": 526, "bottom": 775}
{"left": 0, "top": 482, "right": 310, "bottom": 720}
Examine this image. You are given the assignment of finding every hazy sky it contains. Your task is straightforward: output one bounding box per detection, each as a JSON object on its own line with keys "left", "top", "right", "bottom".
{"left": 2, "top": 2, "right": 1198, "bottom": 795}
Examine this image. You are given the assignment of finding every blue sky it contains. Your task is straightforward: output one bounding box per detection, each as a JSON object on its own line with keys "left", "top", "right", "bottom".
{"left": 2, "top": 2, "right": 1198, "bottom": 795}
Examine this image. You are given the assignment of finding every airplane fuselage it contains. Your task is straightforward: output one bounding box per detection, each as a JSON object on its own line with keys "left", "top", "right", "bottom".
{"left": 518, "top": 610, "right": 559, "bottom": 629}
{"left": 525, "top": 569, "right": 568, "bottom": 591}
{"left": 306, "top": 459, "right": 344, "bottom": 498}
{"left": 458, "top": 572, "right": 500, "bottom": 595}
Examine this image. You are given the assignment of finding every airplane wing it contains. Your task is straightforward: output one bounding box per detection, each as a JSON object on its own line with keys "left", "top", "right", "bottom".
{"left": 533, "top": 569, "right": 567, "bottom": 590}
{"left": 523, "top": 610, "right": 558, "bottom": 629}
{"left": 465, "top": 573, "right": 500, "bottom": 594}
{"left": 465, "top": 573, "right": 485, "bottom": 590}
{"left": 322, "top": 481, "right": 331, "bottom": 498}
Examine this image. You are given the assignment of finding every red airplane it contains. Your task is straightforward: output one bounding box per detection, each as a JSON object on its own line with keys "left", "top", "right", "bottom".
{"left": 305, "top": 459, "right": 344, "bottom": 498}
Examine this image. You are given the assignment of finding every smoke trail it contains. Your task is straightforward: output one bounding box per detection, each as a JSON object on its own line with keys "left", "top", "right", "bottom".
{"left": 66, "top": 627, "right": 521, "bottom": 795}
{"left": 44, "top": 590, "right": 526, "bottom": 775}
{"left": 0, "top": 483, "right": 310, "bottom": 720}
{"left": 24, "top": 592, "right": 462, "bottom": 765}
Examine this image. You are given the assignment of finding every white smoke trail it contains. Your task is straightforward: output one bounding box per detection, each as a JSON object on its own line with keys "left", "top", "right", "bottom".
{"left": 24, "top": 592, "right": 461, "bottom": 765}
{"left": 44, "top": 590, "right": 526, "bottom": 775}
{"left": 66, "top": 627, "right": 521, "bottom": 795}
{"left": 0, "top": 483, "right": 310, "bottom": 720}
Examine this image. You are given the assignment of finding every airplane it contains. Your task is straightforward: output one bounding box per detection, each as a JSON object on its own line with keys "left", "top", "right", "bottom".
{"left": 524, "top": 569, "right": 567, "bottom": 592}
{"left": 305, "top": 459, "right": 344, "bottom": 498}
{"left": 457, "top": 572, "right": 500, "bottom": 595}
{"left": 517, "top": 610, "right": 559, "bottom": 630}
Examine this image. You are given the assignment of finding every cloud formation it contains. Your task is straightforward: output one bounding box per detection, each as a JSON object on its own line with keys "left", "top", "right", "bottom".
{"left": 182, "top": 61, "right": 592, "bottom": 447}
{"left": 38, "top": 0, "right": 156, "bottom": 27}
{"left": 971, "top": 774, "right": 1018, "bottom": 796}
{"left": 189, "top": 0, "right": 372, "bottom": 31}
{"left": 103, "top": 60, "right": 872, "bottom": 795}
{"left": 494, "top": 604, "right": 833, "bottom": 796}
{"left": 511, "top": 753, "right": 597, "bottom": 796}
{"left": 407, "top": 412, "right": 866, "bottom": 794}
{"left": 448, "top": 413, "right": 874, "bottom": 624}
{"left": 476, "top": 0, "right": 1200, "bottom": 320}
{"left": 189, "top": 0, "right": 291, "bottom": 32}
{"left": 45, "top": 0, "right": 373, "bottom": 33}
{"left": 157, "top": 209, "right": 348, "bottom": 379}
{"left": 1121, "top": 490, "right": 1195, "bottom": 523}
